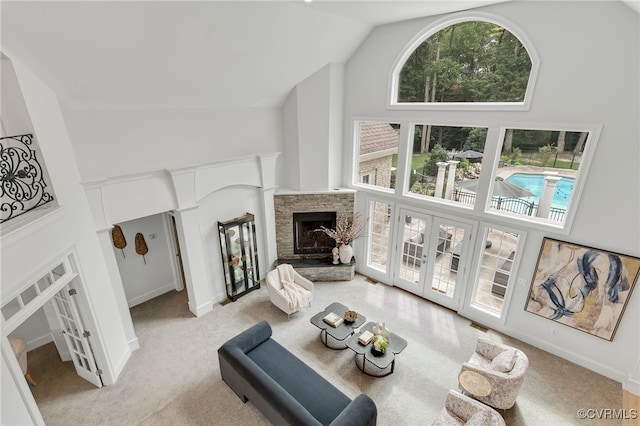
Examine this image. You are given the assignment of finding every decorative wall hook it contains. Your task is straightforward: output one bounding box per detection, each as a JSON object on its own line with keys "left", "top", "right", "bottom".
{"left": 135, "top": 233, "right": 149, "bottom": 264}
{"left": 112, "top": 225, "right": 127, "bottom": 258}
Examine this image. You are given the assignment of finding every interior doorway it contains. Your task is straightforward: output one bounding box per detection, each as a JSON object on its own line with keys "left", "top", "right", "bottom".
{"left": 2, "top": 254, "right": 105, "bottom": 391}
{"left": 111, "top": 212, "right": 186, "bottom": 308}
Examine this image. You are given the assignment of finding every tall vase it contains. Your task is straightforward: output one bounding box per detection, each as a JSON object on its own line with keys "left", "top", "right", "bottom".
{"left": 339, "top": 244, "right": 353, "bottom": 264}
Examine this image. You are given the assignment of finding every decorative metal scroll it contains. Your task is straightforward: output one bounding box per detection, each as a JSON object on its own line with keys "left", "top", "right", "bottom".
{"left": 1, "top": 134, "right": 54, "bottom": 223}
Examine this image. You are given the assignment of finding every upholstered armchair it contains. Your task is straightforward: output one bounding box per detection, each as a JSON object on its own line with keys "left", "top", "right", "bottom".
{"left": 266, "top": 265, "right": 314, "bottom": 318}
{"left": 460, "top": 339, "right": 529, "bottom": 410}
{"left": 432, "top": 390, "right": 505, "bottom": 426}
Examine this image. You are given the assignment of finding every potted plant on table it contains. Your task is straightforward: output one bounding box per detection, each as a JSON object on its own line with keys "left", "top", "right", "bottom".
{"left": 315, "top": 212, "right": 368, "bottom": 264}
{"left": 371, "top": 334, "right": 389, "bottom": 356}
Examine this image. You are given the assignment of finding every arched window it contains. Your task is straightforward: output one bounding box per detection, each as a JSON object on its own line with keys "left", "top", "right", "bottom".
{"left": 390, "top": 15, "right": 538, "bottom": 109}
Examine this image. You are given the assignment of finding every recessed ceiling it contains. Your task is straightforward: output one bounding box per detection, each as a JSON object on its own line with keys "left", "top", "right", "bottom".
{"left": 1, "top": 1, "right": 511, "bottom": 109}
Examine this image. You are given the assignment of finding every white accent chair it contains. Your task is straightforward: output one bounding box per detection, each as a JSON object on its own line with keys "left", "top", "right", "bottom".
{"left": 432, "top": 390, "right": 505, "bottom": 426}
{"left": 459, "top": 339, "right": 529, "bottom": 410}
{"left": 265, "top": 266, "right": 314, "bottom": 318}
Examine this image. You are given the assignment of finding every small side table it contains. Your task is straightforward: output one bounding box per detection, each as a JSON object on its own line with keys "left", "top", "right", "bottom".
{"left": 458, "top": 370, "right": 491, "bottom": 398}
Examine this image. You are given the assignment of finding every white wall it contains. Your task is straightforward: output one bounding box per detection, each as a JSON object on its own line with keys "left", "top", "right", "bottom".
{"left": 0, "top": 55, "right": 137, "bottom": 422}
{"left": 283, "top": 63, "right": 345, "bottom": 192}
{"left": 9, "top": 308, "right": 51, "bottom": 351}
{"left": 343, "top": 0, "right": 639, "bottom": 383}
{"left": 113, "top": 214, "right": 177, "bottom": 307}
{"left": 198, "top": 186, "right": 263, "bottom": 302}
{"left": 0, "top": 58, "right": 32, "bottom": 135}
{"left": 63, "top": 107, "right": 282, "bottom": 180}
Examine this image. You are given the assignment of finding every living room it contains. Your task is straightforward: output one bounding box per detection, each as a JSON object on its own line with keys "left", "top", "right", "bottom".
{"left": 1, "top": 1, "right": 638, "bottom": 424}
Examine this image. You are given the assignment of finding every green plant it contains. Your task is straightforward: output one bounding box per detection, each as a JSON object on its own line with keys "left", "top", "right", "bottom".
{"left": 373, "top": 334, "right": 389, "bottom": 352}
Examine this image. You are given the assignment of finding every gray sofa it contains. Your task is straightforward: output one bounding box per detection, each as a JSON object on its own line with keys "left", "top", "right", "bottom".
{"left": 218, "top": 321, "right": 377, "bottom": 426}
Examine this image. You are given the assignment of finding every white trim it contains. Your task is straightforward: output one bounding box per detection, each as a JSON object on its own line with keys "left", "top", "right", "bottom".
{"left": 0, "top": 206, "right": 65, "bottom": 245}
{"left": 387, "top": 11, "right": 540, "bottom": 111}
{"left": 126, "top": 283, "right": 176, "bottom": 308}
{"left": 1, "top": 336, "right": 45, "bottom": 425}
{"left": 358, "top": 147, "right": 398, "bottom": 163}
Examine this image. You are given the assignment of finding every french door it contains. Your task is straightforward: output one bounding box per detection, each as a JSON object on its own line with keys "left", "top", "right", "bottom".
{"left": 51, "top": 286, "right": 103, "bottom": 387}
{"left": 393, "top": 208, "right": 473, "bottom": 310}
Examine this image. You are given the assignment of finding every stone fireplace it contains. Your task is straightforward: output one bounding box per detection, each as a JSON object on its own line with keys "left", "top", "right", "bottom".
{"left": 274, "top": 191, "right": 355, "bottom": 262}
{"left": 273, "top": 191, "right": 356, "bottom": 280}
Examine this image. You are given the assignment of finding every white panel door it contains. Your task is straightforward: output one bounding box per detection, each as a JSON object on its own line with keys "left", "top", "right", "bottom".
{"left": 51, "top": 287, "right": 103, "bottom": 388}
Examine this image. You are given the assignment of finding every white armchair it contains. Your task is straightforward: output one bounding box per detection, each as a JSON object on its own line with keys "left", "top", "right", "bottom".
{"left": 460, "top": 339, "right": 529, "bottom": 410}
{"left": 432, "top": 390, "right": 505, "bottom": 426}
{"left": 266, "top": 265, "right": 314, "bottom": 318}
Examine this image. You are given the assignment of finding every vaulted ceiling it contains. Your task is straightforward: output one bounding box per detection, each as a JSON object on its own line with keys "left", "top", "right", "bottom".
{"left": 3, "top": 1, "right": 512, "bottom": 109}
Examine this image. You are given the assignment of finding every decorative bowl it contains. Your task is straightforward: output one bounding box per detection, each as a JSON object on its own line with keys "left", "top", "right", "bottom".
{"left": 344, "top": 310, "right": 357, "bottom": 323}
{"left": 371, "top": 347, "right": 386, "bottom": 357}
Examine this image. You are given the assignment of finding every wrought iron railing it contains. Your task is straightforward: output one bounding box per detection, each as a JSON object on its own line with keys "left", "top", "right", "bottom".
{"left": 455, "top": 189, "right": 566, "bottom": 223}
{"left": 1, "top": 134, "right": 55, "bottom": 223}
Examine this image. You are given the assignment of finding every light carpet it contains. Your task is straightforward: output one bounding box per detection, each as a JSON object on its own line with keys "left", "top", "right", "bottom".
{"left": 27, "top": 274, "right": 622, "bottom": 425}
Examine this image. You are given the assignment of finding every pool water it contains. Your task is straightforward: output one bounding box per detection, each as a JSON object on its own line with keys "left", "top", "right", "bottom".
{"left": 506, "top": 173, "right": 575, "bottom": 210}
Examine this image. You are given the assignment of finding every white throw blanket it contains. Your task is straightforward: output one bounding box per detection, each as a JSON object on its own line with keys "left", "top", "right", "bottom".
{"left": 277, "top": 264, "right": 311, "bottom": 311}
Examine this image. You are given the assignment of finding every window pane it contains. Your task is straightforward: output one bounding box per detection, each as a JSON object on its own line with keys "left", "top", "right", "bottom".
{"left": 472, "top": 227, "right": 521, "bottom": 315}
{"left": 491, "top": 128, "right": 585, "bottom": 224}
{"left": 357, "top": 121, "right": 400, "bottom": 190}
{"left": 367, "top": 200, "right": 392, "bottom": 273}
{"left": 408, "top": 125, "right": 487, "bottom": 207}
{"left": 398, "top": 21, "right": 532, "bottom": 103}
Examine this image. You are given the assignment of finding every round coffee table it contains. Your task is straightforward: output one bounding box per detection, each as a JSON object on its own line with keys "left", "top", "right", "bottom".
{"left": 458, "top": 370, "right": 492, "bottom": 398}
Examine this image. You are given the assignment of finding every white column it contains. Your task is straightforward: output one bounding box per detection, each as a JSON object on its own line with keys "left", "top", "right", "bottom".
{"left": 173, "top": 207, "right": 213, "bottom": 317}
{"left": 536, "top": 174, "right": 562, "bottom": 219}
{"left": 445, "top": 160, "right": 459, "bottom": 200}
{"left": 434, "top": 162, "right": 448, "bottom": 198}
{"left": 96, "top": 228, "right": 139, "bottom": 352}
{"left": 258, "top": 187, "right": 277, "bottom": 276}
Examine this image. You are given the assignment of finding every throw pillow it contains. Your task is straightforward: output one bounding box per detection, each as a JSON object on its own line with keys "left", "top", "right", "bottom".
{"left": 491, "top": 349, "right": 517, "bottom": 373}
{"left": 466, "top": 410, "right": 491, "bottom": 426}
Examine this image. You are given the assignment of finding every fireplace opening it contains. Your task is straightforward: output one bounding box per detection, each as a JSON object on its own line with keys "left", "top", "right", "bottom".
{"left": 293, "top": 212, "right": 336, "bottom": 255}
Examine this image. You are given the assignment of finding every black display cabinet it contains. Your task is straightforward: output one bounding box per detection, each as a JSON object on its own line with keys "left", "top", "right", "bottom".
{"left": 218, "top": 213, "right": 260, "bottom": 301}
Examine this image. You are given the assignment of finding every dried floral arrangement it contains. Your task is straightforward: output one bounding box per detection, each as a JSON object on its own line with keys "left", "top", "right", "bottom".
{"left": 315, "top": 212, "right": 368, "bottom": 246}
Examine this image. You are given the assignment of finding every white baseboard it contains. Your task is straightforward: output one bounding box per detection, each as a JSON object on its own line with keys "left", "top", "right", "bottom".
{"left": 26, "top": 333, "right": 53, "bottom": 351}
{"left": 126, "top": 282, "right": 176, "bottom": 308}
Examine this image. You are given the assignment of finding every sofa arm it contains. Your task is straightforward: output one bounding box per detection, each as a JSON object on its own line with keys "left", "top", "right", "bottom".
{"left": 330, "top": 394, "right": 377, "bottom": 426}
{"left": 220, "top": 321, "right": 272, "bottom": 354}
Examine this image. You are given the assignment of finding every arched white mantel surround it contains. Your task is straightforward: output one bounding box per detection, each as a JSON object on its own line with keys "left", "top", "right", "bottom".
{"left": 83, "top": 153, "right": 280, "bottom": 320}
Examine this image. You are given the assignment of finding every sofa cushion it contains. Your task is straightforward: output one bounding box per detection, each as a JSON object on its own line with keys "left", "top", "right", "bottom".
{"left": 491, "top": 349, "right": 517, "bottom": 373}
{"left": 247, "top": 338, "right": 351, "bottom": 425}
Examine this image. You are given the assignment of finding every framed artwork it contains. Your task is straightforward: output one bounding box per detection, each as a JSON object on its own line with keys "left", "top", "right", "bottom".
{"left": 525, "top": 237, "right": 640, "bottom": 341}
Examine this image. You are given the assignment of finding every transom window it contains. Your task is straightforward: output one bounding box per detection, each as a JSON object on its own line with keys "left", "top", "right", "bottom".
{"left": 390, "top": 16, "right": 538, "bottom": 109}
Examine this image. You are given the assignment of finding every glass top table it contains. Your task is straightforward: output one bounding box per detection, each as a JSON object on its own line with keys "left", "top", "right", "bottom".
{"left": 310, "top": 302, "right": 366, "bottom": 349}
{"left": 345, "top": 321, "right": 408, "bottom": 377}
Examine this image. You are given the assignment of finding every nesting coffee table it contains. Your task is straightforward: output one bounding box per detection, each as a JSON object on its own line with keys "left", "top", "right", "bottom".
{"left": 345, "top": 321, "right": 408, "bottom": 377}
{"left": 310, "top": 302, "right": 366, "bottom": 349}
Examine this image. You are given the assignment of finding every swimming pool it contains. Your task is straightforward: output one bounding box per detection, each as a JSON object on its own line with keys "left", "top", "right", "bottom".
{"left": 506, "top": 173, "right": 575, "bottom": 210}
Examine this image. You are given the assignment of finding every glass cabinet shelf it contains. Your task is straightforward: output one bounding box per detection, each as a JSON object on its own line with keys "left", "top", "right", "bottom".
{"left": 218, "top": 213, "right": 260, "bottom": 301}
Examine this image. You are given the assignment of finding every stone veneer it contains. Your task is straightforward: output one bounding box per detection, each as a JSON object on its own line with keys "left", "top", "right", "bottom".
{"left": 274, "top": 191, "right": 355, "bottom": 260}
